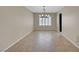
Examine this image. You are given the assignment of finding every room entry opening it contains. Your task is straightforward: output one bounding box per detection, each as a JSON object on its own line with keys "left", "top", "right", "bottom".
{"left": 34, "top": 13, "right": 57, "bottom": 31}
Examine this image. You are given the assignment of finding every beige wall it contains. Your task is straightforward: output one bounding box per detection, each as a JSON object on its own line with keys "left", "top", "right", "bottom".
{"left": 59, "top": 6, "right": 79, "bottom": 48}
{"left": 0, "top": 6, "right": 33, "bottom": 51}
{"left": 34, "top": 13, "right": 57, "bottom": 31}
{"left": 57, "top": 12, "right": 59, "bottom": 32}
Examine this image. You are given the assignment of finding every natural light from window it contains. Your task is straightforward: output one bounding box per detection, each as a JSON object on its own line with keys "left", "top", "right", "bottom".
{"left": 39, "top": 14, "right": 51, "bottom": 26}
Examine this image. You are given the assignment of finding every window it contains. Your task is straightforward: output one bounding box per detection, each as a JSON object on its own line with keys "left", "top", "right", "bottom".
{"left": 39, "top": 14, "right": 51, "bottom": 26}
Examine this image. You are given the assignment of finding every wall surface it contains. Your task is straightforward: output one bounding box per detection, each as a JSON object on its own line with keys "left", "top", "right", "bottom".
{"left": 57, "top": 12, "right": 60, "bottom": 32}
{"left": 0, "top": 6, "right": 33, "bottom": 51}
{"left": 34, "top": 13, "right": 57, "bottom": 31}
{"left": 60, "top": 6, "right": 79, "bottom": 47}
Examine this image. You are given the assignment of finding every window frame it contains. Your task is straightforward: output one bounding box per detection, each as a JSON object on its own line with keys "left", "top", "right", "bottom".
{"left": 39, "top": 14, "right": 52, "bottom": 26}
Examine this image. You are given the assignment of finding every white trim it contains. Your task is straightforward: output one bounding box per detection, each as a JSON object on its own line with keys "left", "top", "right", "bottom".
{"left": 2, "top": 30, "right": 33, "bottom": 52}
{"left": 61, "top": 33, "right": 79, "bottom": 48}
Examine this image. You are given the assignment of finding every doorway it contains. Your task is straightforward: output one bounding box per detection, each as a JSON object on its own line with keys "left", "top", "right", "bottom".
{"left": 34, "top": 13, "right": 57, "bottom": 31}
{"left": 59, "top": 13, "right": 62, "bottom": 32}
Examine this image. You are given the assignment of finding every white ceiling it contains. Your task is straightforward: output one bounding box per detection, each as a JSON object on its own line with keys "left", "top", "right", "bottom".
{"left": 25, "top": 6, "right": 64, "bottom": 13}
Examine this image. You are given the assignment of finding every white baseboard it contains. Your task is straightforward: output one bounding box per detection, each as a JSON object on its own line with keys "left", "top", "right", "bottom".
{"left": 61, "top": 33, "right": 79, "bottom": 48}
{"left": 2, "top": 30, "right": 33, "bottom": 52}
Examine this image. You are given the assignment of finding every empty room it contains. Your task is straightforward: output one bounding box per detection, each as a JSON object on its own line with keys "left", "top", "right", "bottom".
{"left": 0, "top": 6, "right": 79, "bottom": 52}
